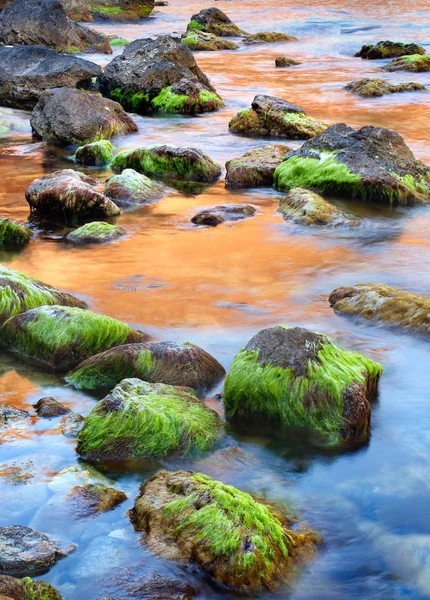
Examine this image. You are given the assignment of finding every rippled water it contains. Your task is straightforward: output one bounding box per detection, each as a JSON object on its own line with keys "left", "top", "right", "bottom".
{"left": 1, "top": 0, "right": 430, "bottom": 597}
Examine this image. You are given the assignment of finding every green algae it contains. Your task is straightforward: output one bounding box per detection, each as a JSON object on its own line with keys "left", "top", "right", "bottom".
{"left": 74, "top": 140, "right": 114, "bottom": 166}
{"left": 66, "top": 221, "right": 126, "bottom": 245}
{"left": 109, "top": 88, "right": 150, "bottom": 111}
{"left": 90, "top": 5, "right": 126, "bottom": 15}
{"left": 188, "top": 19, "right": 204, "bottom": 31}
{"left": 0, "top": 218, "right": 31, "bottom": 248}
{"left": 182, "top": 34, "right": 199, "bottom": 46}
{"left": 151, "top": 86, "right": 223, "bottom": 114}
{"left": 109, "top": 37, "right": 129, "bottom": 46}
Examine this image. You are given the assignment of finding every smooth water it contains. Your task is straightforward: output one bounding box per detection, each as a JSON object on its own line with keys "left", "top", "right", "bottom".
{"left": 1, "top": 0, "right": 430, "bottom": 598}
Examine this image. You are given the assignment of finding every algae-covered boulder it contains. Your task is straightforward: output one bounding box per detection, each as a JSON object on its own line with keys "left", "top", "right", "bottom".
{"left": 2, "top": 305, "right": 149, "bottom": 371}
{"left": 0, "top": 574, "right": 62, "bottom": 600}
{"left": 74, "top": 141, "right": 114, "bottom": 167}
{"left": 381, "top": 54, "right": 430, "bottom": 73}
{"left": 278, "top": 188, "right": 360, "bottom": 227}
{"left": 34, "top": 397, "right": 70, "bottom": 418}
{"left": 229, "top": 95, "right": 327, "bottom": 139}
{"left": 345, "top": 78, "right": 426, "bottom": 97}
{"left": 129, "top": 469, "right": 318, "bottom": 593}
{"left": 111, "top": 145, "right": 221, "bottom": 182}
{"left": 276, "top": 56, "right": 301, "bottom": 67}
{"left": 77, "top": 378, "right": 223, "bottom": 461}
{"left": 187, "top": 8, "right": 246, "bottom": 37}
{"left": 98, "top": 35, "right": 223, "bottom": 114}
{"left": 31, "top": 88, "right": 138, "bottom": 146}
{"left": 329, "top": 283, "right": 430, "bottom": 334}
{"left": 191, "top": 204, "right": 256, "bottom": 226}
{"left": 0, "top": 219, "right": 31, "bottom": 249}
{"left": 67, "top": 484, "right": 126, "bottom": 516}
{"left": 273, "top": 123, "right": 430, "bottom": 205}
{"left": 103, "top": 169, "right": 167, "bottom": 206}
{"left": 66, "top": 222, "right": 126, "bottom": 245}
{"left": 67, "top": 340, "right": 225, "bottom": 392}
{"left": 244, "top": 32, "right": 297, "bottom": 44}
{"left": 26, "top": 170, "right": 121, "bottom": 224}
{"left": 64, "top": 0, "right": 154, "bottom": 22}
{"left": 0, "top": 264, "right": 86, "bottom": 325}
{"left": 224, "top": 325, "right": 382, "bottom": 443}
{"left": 181, "top": 29, "right": 237, "bottom": 51}
{"left": 225, "top": 144, "right": 290, "bottom": 188}
{"left": 355, "top": 40, "right": 425, "bottom": 59}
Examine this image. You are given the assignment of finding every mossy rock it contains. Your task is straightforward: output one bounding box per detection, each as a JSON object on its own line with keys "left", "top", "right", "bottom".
{"left": 191, "top": 204, "right": 256, "bottom": 226}
{"left": 244, "top": 32, "right": 297, "bottom": 44}
{"left": 129, "top": 469, "right": 318, "bottom": 593}
{"left": 181, "top": 29, "right": 238, "bottom": 51}
{"left": 103, "top": 169, "right": 167, "bottom": 206}
{"left": 329, "top": 283, "right": 430, "bottom": 334}
{"left": 86, "top": 0, "right": 154, "bottom": 21}
{"left": 0, "top": 574, "right": 62, "bottom": 599}
{"left": 111, "top": 145, "right": 221, "bottom": 182}
{"left": 344, "top": 78, "right": 426, "bottom": 97}
{"left": 225, "top": 144, "right": 290, "bottom": 188}
{"left": 67, "top": 340, "right": 226, "bottom": 392}
{"left": 66, "top": 221, "right": 126, "bottom": 244}
{"left": 0, "top": 264, "right": 86, "bottom": 325}
{"left": 355, "top": 40, "right": 425, "bottom": 59}
{"left": 224, "top": 325, "right": 382, "bottom": 444}
{"left": 74, "top": 140, "right": 114, "bottom": 166}
{"left": 76, "top": 378, "right": 223, "bottom": 461}
{"left": 2, "top": 305, "right": 149, "bottom": 371}
{"left": 381, "top": 54, "right": 430, "bottom": 73}
{"left": 188, "top": 8, "right": 247, "bottom": 37}
{"left": 150, "top": 85, "right": 223, "bottom": 114}
{"left": 0, "top": 218, "right": 31, "bottom": 249}
{"left": 67, "top": 483, "right": 127, "bottom": 516}
{"left": 275, "top": 56, "right": 301, "bottom": 67}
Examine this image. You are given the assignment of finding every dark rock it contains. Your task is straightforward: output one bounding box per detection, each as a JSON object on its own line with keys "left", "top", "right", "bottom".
{"left": 188, "top": 8, "right": 246, "bottom": 37}
{"left": 345, "top": 78, "right": 426, "bottom": 97}
{"left": 103, "top": 169, "right": 167, "bottom": 206}
{"left": 66, "top": 222, "right": 126, "bottom": 244}
{"left": 381, "top": 54, "right": 430, "bottom": 73}
{"left": 191, "top": 204, "right": 256, "bottom": 226}
{"left": 275, "top": 56, "right": 301, "bottom": 67}
{"left": 67, "top": 484, "right": 126, "bottom": 516}
{"left": 181, "top": 29, "right": 237, "bottom": 51}
{"left": 74, "top": 140, "right": 114, "bottom": 167}
{"left": 355, "top": 40, "right": 426, "bottom": 59}
{"left": 244, "top": 32, "right": 297, "bottom": 44}
{"left": 0, "top": 574, "right": 62, "bottom": 600}
{"left": 34, "top": 397, "right": 70, "bottom": 418}
{"left": 225, "top": 144, "right": 290, "bottom": 188}
{"left": 126, "top": 573, "right": 195, "bottom": 599}
{"left": 60, "top": 412, "right": 85, "bottom": 437}
{"left": 0, "top": 405, "right": 29, "bottom": 428}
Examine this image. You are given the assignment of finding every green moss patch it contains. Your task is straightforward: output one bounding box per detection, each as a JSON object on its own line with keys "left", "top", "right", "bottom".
{"left": 0, "top": 574, "right": 62, "bottom": 600}
{"left": 110, "top": 37, "right": 130, "bottom": 47}
{"left": 109, "top": 88, "right": 150, "bottom": 112}
{"left": 103, "top": 168, "right": 166, "bottom": 206}
{"left": 66, "top": 221, "right": 126, "bottom": 245}
{"left": 74, "top": 140, "right": 114, "bottom": 166}
{"left": 151, "top": 86, "right": 223, "bottom": 114}
{"left": 0, "top": 218, "right": 31, "bottom": 248}
{"left": 187, "top": 19, "right": 204, "bottom": 31}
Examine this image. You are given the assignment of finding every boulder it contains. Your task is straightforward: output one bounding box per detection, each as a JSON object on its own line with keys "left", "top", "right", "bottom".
{"left": 0, "top": 575, "right": 62, "bottom": 600}
{"left": 191, "top": 204, "right": 256, "bottom": 226}
{"left": 244, "top": 32, "right": 297, "bottom": 44}
{"left": 103, "top": 169, "right": 167, "bottom": 206}
{"left": 329, "top": 283, "right": 430, "bottom": 334}
{"left": 76, "top": 378, "right": 223, "bottom": 461}
{"left": 26, "top": 170, "right": 121, "bottom": 224}
{"left": 34, "top": 397, "right": 70, "bottom": 418}
{"left": 345, "top": 78, "right": 426, "bottom": 97}
{"left": 74, "top": 140, "right": 114, "bottom": 166}
{"left": 66, "top": 484, "right": 126, "bottom": 516}
{"left": 98, "top": 35, "right": 223, "bottom": 114}
{"left": 0, "top": 219, "right": 31, "bottom": 249}
{"left": 273, "top": 123, "right": 430, "bottom": 205}
{"left": 67, "top": 340, "right": 226, "bottom": 392}
{"left": 2, "top": 305, "right": 149, "bottom": 371}
{"left": 224, "top": 325, "right": 382, "bottom": 444}
{"left": 0, "top": 525, "right": 73, "bottom": 576}
{"left": 187, "top": 8, "right": 246, "bottom": 37}
{"left": 225, "top": 144, "right": 290, "bottom": 188}
{"left": 275, "top": 56, "right": 301, "bottom": 67}
{"left": 122, "top": 573, "right": 195, "bottom": 600}
{"left": 381, "top": 54, "right": 430, "bottom": 73}
{"left": 111, "top": 146, "right": 221, "bottom": 182}
{"left": 0, "top": 405, "right": 29, "bottom": 428}
{"left": 229, "top": 95, "right": 327, "bottom": 139}
{"left": 60, "top": 412, "right": 85, "bottom": 437}
{"left": 181, "top": 29, "right": 238, "bottom": 51}
{"left": 0, "top": 0, "right": 112, "bottom": 54}
{"left": 0, "top": 264, "right": 86, "bottom": 325}
{"left": 64, "top": 0, "right": 154, "bottom": 22}
{"left": 66, "top": 222, "right": 126, "bottom": 244}
{"left": 278, "top": 188, "right": 361, "bottom": 227}
{"left": 0, "top": 46, "right": 102, "bottom": 110}
{"left": 48, "top": 464, "right": 112, "bottom": 493}
{"left": 129, "top": 470, "right": 318, "bottom": 593}
{"left": 30, "top": 88, "right": 138, "bottom": 146}
{"left": 355, "top": 40, "right": 426, "bottom": 59}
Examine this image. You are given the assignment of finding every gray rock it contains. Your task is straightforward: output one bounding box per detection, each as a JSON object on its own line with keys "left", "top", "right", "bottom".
{"left": 191, "top": 204, "right": 256, "bottom": 226}
{"left": 34, "top": 397, "right": 70, "bottom": 418}
{"left": 225, "top": 144, "right": 290, "bottom": 188}
{"left": 0, "top": 404, "right": 29, "bottom": 428}
{"left": 60, "top": 412, "right": 85, "bottom": 437}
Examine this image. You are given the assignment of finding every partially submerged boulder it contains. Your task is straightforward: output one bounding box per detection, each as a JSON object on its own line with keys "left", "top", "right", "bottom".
{"left": 0, "top": 574, "right": 62, "bottom": 600}
{"left": 187, "top": 8, "right": 246, "bottom": 37}
{"left": 67, "top": 484, "right": 126, "bottom": 516}
{"left": 244, "top": 32, "right": 297, "bottom": 44}
{"left": 129, "top": 470, "right": 318, "bottom": 593}
{"left": 34, "top": 397, "right": 70, "bottom": 418}
{"left": 66, "top": 222, "right": 126, "bottom": 244}
{"left": 67, "top": 340, "right": 225, "bottom": 392}
{"left": 224, "top": 325, "right": 382, "bottom": 444}
{"left": 181, "top": 29, "right": 238, "bottom": 51}
{"left": 345, "top": 78, "right": 426, "bottom": 97}
{"left": 381, "top": 54, "right": 430, "bottom": 73}
{"left": 74, "top": 141, "right": 114, "bottom": 167}
{"left": 2, "top": 305, "right": 149, "bottom": 371}
{"left": 275, "top": 56, "right": 301, "bottom": 67}
{"left": 0, "top": 219, "right": 31, "bottom": 249}
{"left": 273, "top": 123, "right": 430, "bottom": 205}
{"left": 229, "top": 95, "right": 327, "bottom": 139}
{"left": 355, "top": 40, "right": 425, "bottom": 59}
{"left": 103, "top": 169, "right": 167, "bottom": 206}
{"left": 77, "top": 378, "right": 223, "bottom": 461}
{"left": 64, "top": 0, "right": 154, "bottom": 22}
{"left": 0, "top": 405, "right": 29, "bottom": 428}
{"left": 191, "top": 204, "right": 256, "bottom": 226}
{"left": 123, "top": 573, "right": 195, "bottom": 600}
{"left": 278, "top": 188, "right": 361, "bottom": 227}
{"left": 60, "top": 412, "right": 85, "bottom": 437}
{"left": 0, "top": 46, "right": 102, "bottom": 110}
{"left": 31, "top": 88, "right": 138, "bottom": 146}
{"left": 225, "top": 144, "right": 290, "bottom": 188}
{"left": 329, "top": 283, "right": 430, "bottom": 334}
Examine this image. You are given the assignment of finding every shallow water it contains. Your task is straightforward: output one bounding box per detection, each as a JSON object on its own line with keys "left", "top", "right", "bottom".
{"left": 1, "top": 0, "right": 430, "bottom": 597}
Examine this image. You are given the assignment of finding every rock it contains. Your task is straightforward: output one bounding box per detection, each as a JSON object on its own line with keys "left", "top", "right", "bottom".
{"left": 181, "top": 29, "right": 238, "bottom": 51}
{"left": 355, "top": 40, "right": 426, "bottom": 59}
{"left": 77, "top": 378, "right": 223, "bottom": 461}
{"left": 124, "top": 573, "right": 195, "bottom": 600}
{"left": 225, "top": 144, "right": 290, "bottom": 188}
{"left": 60, "top": 412, "right": 85, "bottom": 437}
{"left": 273, "top": 123, "right": 430, "bottom": 205}
{"left": 26, "top": 170, "right": 121, "bottom": 224}
{"left": 129, "top": 470, "right": 318, "bottom": 593}
{"left": 329, "top": 283, "right": 430, "bottom": 334}
{"left": 103, "top": 169, "right": 167, "bottom": 206}
{"left": 345, "top": 78, "right": 426, "bottom": 97}
{"left": 229, "top": 95, "right": 327, "bottom": 139}
{"left": 0, "top": 46, "right": 102, "bottom": 111}
{"left": 0, "top": 0, "right": 112, "bottom": 54}
{"left": 275, "top": 56, "right": 301, "bottom": 67}
{"left": 0, "top": 264, "right": 86, "bottom": 325}
{"left": 0, "top": 219, "right": 31, "bottom": 249}
{"left": 66, "top": 222, "right": 127, "bottom": 244}
{"left": 111, "top": 146, "right": 221, "bottom": 182}
{"left": 0, "top": 574, "right": 62, "bottom": 600}
{"left": 48, "top": 464, "right": 113, "bottom": 493}
{"left": 67, "top": 484, "right": 126, "bottom": 516}
{"left": 381, "top": 54, "right": 430, "bottom": 73}
{"left": 30, "top": 88, "right": 138, "bottom": 146}
{"left": 2, "top": 305, "right": 150, "bottom": 371}
{"left": 187, "top": 8, "right": 246, "bottom": 37}
{"left": 0, "top": 525, "right": 74, "bottom": 577}
{"left": 34, "top": 397, "right": 70, "bottom": 418}
{"left": 244, "top": 32, "right": 297, "bottom": 44}
{"left": 224, "top": 325, "right": 382, "bottom": 443}
{"left": 278, "top": 187, "right": 361, "bottom": 227}
{"left": 0, "top": 405, "right": 29, "bottom": 428}
{"left": 98, "top": 35, "right": 223, "bottom": 115}
{"left": 74, "top": 141, "right": 114, "bottom": 167}
{"left": 65, "top": 0, "right": 154, "bottom": 22}
{"left": 191, "top": 204, "right": 256, "bottom": 226}
{"left": 67, "top": 340, "right": 226, "bottom": 392}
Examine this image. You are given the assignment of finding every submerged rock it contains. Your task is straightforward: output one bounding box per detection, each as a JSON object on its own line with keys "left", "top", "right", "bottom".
{"left": 67, "top": 340, "right": 225, "bottom": 392}
{"left": 124, "top": 572, "right": 195, "bottom": 600}
{"left": 278, "top": 188, "right": 361, "bottom": 227}
{"left": 60, "top": 412, "right": 85, "bottom": 437}
{"left": 65, "top": 0, "right": 154, "bottom": 22}
{"left": 74, "top": 140, "right": 114, "bottom": 167}
{"left": 275, "top": 56, "right": 301, "bottom": 67}
{"left": 191, "top": 204, "right": 256, "bottom": 226}
{"left": 31, "top": 88, "right": 138, "bottom": 146}
{"left": 0, "top": 574, "right": 62, "bottom": 600}
{"left": 103, "top": 169, "right": 167, "bottom": 206}
{"left": 0, "top": 405, "right": 29, "bottom": 428}
{"left": 244, "top": 32, "right": 297, "bottom": 44}
{"left": 34, "top": 397, "right": 70, "bottom": 418}
{"left": 111, "top": 146, "right": 221, "bottom": 182}
{"left": 0, "top": 219, "right": 31, "bottom": 249}
{"left": 129, "top": 469, "right": 318, "bottom": 593}
{"left": 187, "top": 8, "right": 246, "bottom": 37}
{"left": 225, "top": 144, "right": 290, "bottom": 188}
{"left": 381, "top": 54, "right": 430, "bottom": 73}
{"left": 273, "top": 123, "right": 430, "bottom": 205}
{"left": 345, "top": 78, "right": 426, "bottom": 97}
{"left": 355, "top": 40, "right": 425, "bottom": 59}
{"left": 48, "top": 464, "right": 112, "bottom": 493}
{"left": 0, "top": 46, "right": 102, "bottom": 111}
{"left": 329, "top": 283, "right": 430, "bottom": 334}
{"left": 66, "top": 222, "right": 127, "bottom": 245}
{"left": 77, "top": 378, "right": 223, "bottom": 461}
{"left": 67, "top": 484, "right": 126, "bottom": 516}
{"left": 98, "top": 35, "right": 223, "bottom": 114}
{"left": 181, "top": 29, "right": 237, "bottom": 51}
{"left": 224, "top": 325, "right": 382, "bottom": 444}
{"left": 26, "top": 170, "right": 121, "bottom": 224}
{"left": 229, "top": 95, "right": 327, "bottom": 139}
{"left": 2, "top": 305, "right": 149, "bottom": 371}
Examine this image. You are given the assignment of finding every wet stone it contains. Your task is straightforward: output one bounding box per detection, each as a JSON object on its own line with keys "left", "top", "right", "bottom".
{"left": 34, "top": 397, "right": 70, "bottom": 418}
